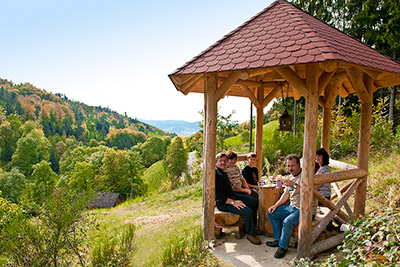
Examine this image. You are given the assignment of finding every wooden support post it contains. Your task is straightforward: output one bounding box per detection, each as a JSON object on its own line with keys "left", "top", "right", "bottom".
{"left": 255, "top": 87, "right": 264, "bottom": 180}
{"left": 354, "top": 75, "right": 373, "bottom": 216}
{"left": 297, "top": 64, "right": 319, "bottom": 259}
{"left": 203, "top": 73, "right": 218, "bottom": 241}
{"left": 321, "top": 105, "right": 331, "bottom": 151}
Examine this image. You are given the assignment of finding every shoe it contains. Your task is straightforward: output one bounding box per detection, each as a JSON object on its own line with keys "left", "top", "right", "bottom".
{"left": 274, "top": 247, "right": 287, "bottom": 259}
{"left": 266, "top": 240, "right": 279, "bottom": 247}
{"left": 255, "top": 228, "right": 263, "bottom": 235}
{"left": 247, "top": 235, "right": 261, "bottom": 245}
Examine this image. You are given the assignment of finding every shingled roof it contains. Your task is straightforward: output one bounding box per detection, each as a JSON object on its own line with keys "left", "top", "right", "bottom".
{"left": 169, "top": 0, "right": 400, "bottom": 98}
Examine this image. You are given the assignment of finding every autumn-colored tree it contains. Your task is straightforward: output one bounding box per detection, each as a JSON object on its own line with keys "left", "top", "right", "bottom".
{"left": 106, "top": 128, "right": 147, "bottom": 149}
{"left": 0, "top": 115, "right": 22, "bottom": 163}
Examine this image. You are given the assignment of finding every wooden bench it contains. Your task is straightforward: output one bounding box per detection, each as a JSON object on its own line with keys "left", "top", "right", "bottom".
{"left": 214, "top": 209, "right": 244, "bottom": 239}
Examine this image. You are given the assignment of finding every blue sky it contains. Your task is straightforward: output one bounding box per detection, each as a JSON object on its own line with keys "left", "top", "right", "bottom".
{"left": 1, "top": 0, "right": 274, "bottom": 123}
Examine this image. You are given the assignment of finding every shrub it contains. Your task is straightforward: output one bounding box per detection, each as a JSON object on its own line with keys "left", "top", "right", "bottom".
{"left": 297, "top": 207, "right": 400, "bottom": 266}
{"left": 90, "top": 223, "right": 136, "bottom": 267}
{"left": 0, "top": 190, "right": 93, "bottom": 266}
{"left": 161, "top": 226, "right": 218, "bottom": 267}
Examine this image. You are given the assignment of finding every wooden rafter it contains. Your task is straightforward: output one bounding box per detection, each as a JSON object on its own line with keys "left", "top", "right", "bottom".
{"left": 276, "top": 66, "right": 309, "bottom": 96}
{"left": 346, "top": 67, "right": 372, "bottom": 104}
{"left": 240, "top": 84, "right": 260, "bottom": 108}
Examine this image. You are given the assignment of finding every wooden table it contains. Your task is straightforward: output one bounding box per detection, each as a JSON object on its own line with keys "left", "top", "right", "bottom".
{"left": 258, "top": 186, "right": 284, "bottom": 236}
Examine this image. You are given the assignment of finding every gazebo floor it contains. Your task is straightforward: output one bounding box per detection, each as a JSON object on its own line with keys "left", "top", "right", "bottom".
{"left": 212, "top": 229, "right": 340, "bottom": 266}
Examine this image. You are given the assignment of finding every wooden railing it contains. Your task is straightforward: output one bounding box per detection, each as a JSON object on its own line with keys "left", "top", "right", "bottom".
{"left": 310, "top": 159, "right": 367, "bottom": 256}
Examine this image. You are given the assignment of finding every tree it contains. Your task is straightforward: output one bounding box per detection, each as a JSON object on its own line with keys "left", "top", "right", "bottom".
{"left": 140, "top": 136, "right": 168, "bottom": 167}
{"left": 165, "top": 137, "right": 188, "bottom": 186}
{"left": 9, "top": 128, "right": 51, "bottom": 175}
{"left": 0, "top": 114, "right": 22, "bottom": 163}
{"left": 29, "top": 161, "right": 58, "bottom": 203}
{"left": 69, "top": 161, "right": 95, "bottom": 192}
{"left": 99, "top": 149, "right": 145, "bottom": 198}
{"left": 0, "top": 168, "right": 26, "bottom": 203}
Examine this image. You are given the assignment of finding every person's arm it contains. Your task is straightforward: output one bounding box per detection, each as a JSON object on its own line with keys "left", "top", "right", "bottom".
{"left": 225, "top": 198, "right": 246, "bottom": 210}
{"left": 241, "top": 178, "right": 252, "bottom": 195}
{"left": 268, "top": 191, "right": 289, "bottom": 214}
{"left": 232, "top": 183, "right": 251, "bottom": 194}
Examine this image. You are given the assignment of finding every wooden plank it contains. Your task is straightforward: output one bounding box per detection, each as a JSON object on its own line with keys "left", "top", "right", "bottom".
{"left": 203, "top": 73, "right": 218, "bottom": 241}
{"left": 297, "top": 64, "right": 319, "bottom": 259}
{"left": 346, "top": 67, "right": 372, "bottom": 104}
{"left": 276, "top": 66, "right": 309, "bottom": 97}
{"left": 238, "top": 79, "right": 263, "bottom": 87}
{"left": 240, "top": 84, "right": 261, "bottom": 109}
{"left": 321, "top": 105, "right": 331, "bottom": 151}
{"left": 261, "top": 85, "right": 280, "bottom": 108}
{"left": 354, "top": 75, "right": 373, "bottom": 216}
{"left": 312, "top": 179, "right": 361, "bottom": 243}
{"left": 310, "top": 233, "right": 346, "bottom": 257}
{"left": 314, "top": 168, "right": 367, "bottom": 185}
{"left": 214, "top": 71, "right": 242, "bottom": 101}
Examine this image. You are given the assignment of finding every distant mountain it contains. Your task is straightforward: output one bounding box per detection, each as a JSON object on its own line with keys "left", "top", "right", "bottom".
{"left": 141, "top": 119, "right": 200, "bottom": 137}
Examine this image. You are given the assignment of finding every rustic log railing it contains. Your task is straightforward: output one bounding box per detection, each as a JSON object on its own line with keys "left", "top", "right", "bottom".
{"left": 310, "top": 159, "right": 367, "bottom": 256}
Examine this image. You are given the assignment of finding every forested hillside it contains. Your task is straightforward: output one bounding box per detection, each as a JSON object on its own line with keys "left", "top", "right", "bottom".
{"left": 0, "top": 78, "right": 171, "bottom": 145}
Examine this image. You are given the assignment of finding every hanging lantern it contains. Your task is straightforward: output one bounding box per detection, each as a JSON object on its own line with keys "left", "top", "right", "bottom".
{"left": 279, "top": 82, "right": 293, "bottom": 132}
{"left": 279, "top": 109, "right": 293, "bottom": 131}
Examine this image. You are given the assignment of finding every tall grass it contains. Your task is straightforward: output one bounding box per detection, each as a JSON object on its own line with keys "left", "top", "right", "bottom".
{"left": 160, "top": 226, "right": 218, "bottom": 267}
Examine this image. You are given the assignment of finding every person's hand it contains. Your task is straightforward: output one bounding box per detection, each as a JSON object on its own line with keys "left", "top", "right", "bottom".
{"left": 268, "top": 205, "right": 277, "bottom": 214}
{"left": 283, "top": 180, "right": 295, "bottom": 187}
{"left": 233, "top": 200, "right": 246, "bottom": 210}
{"left": 245, "top": 188, "right": 252, "bottom": 195}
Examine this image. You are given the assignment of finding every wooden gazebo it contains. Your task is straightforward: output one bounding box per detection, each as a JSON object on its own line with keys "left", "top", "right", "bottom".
{"left": 169, "top": 0, "right": 400, "bottom": 259}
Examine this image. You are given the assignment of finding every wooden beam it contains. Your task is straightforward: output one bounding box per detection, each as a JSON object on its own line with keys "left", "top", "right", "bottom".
{"left": 181, "top": 74, "right": 204, "bottom": 95}
{"left": 261, "top": 86, "right": 280, "bottom": 108}
{"left": 214, "top": 71, "right": 242, "bottom": 101}
{"left": 240, "top": 84, "right": 261, "bottom": 109}
{"left": 354, "top": 75, "right": 373, "bottom": 216}
{"left": 319, "top": 61, "right": 338, "bottom": 73}
{"left": 318, "top": 96, "right": 325, "bottom": 108}
{"left": 314, "top": 168, "right": 367, "bottom": 185}
{"left": 248, "top": 68, "right": 272, "bottom": 78}
{"left": 329, "top": 159, "right": 357, "bottom": 170}
{"left": 276, "top": 66, "right": 309, "bottom": 97}
{"left": 332, "top": 182, "right": 354, "bottom": 219}
{"left": 338, "top": 83, "right": 349, "bottom": 98}
{"left": 311, "top": 179, "right": 361, "bottom": 243}
{"left": 363, "top": 68, "right": 384, "bottom": 81}
{"left": 330, "top": 181, "right": 352, "bottom": 200}
{"left": 321, "top": 104, "right": 331, "bottom": 151}
{"left": 297, "top": 64, "right": 319, "bottom": 259}
{"left": 255, "top": 86, "right": 264, "bottom": 180}
{"left": 346, "top": 67, "right": 372, "bottom": 104}
{"left": 238, "top": 80, "right": 263, "bottom": 87}
{"left": 324, "top": 81, "right": 339, "bottom": 107}
{"left": 318, "top": 70, "right": 336, "bottom": 96}
{"left": 313, "top": 189, "right": 350, "bottom": 222}
{"left": 310, "top": 233, "right": 345, "bottom": 257}
{"left": 203, "top": 73, "right": 218, "bottom": 241}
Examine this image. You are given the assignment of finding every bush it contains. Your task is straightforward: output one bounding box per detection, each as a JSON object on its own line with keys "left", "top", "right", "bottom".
{"left": 0, "top": 190, "right": 93, "bottom": 266}
{"left": 161, "top": 226, "right": 218, "bottom": 267}
{"left": 297, "top": 207, "right": 400, "bottom": 266}
{"left": 90, "top": 223, "right": 136, "bottom": 267}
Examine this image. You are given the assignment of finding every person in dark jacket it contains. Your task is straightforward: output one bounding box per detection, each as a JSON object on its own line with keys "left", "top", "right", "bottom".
{"left": 215, "top": 152, "right": 260, "bottom": 245}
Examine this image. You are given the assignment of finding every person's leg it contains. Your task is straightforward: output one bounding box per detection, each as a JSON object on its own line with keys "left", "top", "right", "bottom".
{"left": 216, "top": 203, "right": 256, "bottom": 236}
{"left": 267, "top": 205, "right": 291, "bottom": 242}
{"left": 234, "top": 192, "right": 258, "bottom": 225}
{"left": 278, "top": 206, "right": 300, "bottom": 249}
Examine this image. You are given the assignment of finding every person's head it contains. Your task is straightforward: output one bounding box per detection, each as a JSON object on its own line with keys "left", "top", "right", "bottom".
{"left": 247, "top": 152, "right": 257, "bottom": 167}
{"left": 285, "top": 154, "right": 301, "bottom": 175}
{"left": 316, "top": 148, "right": 329, "bottom": 166}
{"left": 226, "top": 150, "right": 238, "bottom": 167}
{"left": 216, "top": 153, "right": 228, "bottom": 170}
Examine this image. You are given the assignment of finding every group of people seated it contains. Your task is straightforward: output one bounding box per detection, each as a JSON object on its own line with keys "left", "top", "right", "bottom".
{"left": 215, "top": 148, "right": 331, "bottom": 259}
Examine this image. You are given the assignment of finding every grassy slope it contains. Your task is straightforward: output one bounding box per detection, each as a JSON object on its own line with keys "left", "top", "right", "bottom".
{"left": 225, "top": 120, "right": 279, "bottom": 150}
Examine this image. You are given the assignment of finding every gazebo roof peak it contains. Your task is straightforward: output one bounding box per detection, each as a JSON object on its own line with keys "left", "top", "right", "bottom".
{"left": 169, "top": 0, "right": 400, "bottom": 99}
